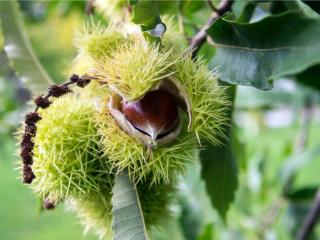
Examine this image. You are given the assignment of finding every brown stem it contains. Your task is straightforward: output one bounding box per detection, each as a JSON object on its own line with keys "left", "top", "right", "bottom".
{"left": 283, "top": 98, "right": 314, "bottom": 194}
{"left": 207, "top": 0, "right": 217, "bottom": 12}
{"left": 296, "top": 188, "right": 320, "bottom": 240}
{"left": 188, "top": 0, "right": 233, "bottom": 59}
{"left": 85, "top": 0, "right": 95, "bottom": 15}
{"left": 289, "top": 98, "right": 315, "bottom": 240}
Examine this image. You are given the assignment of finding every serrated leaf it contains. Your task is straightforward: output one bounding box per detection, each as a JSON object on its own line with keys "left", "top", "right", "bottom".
{"left": 200, "top": 86, "right": 238, "bottom": 221}
{"left": 112, "top": 171, "right": 148, "bottom": 240}
{"left": 207, "top": 11, "right": 320, "bottom": 90}
{"left": 0, "top": 0, "right": 53, "bottom": 94}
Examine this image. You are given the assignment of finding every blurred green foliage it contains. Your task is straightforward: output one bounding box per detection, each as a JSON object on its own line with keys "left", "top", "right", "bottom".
{"left": 21, "top": 1, "right": 86, "bottom": 83}
{"left": 0, "top": 134, "right": 96, "bottom": 240}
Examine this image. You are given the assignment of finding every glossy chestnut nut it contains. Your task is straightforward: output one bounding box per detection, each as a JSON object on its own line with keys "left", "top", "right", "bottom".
{"left": 121, "top": 89, "right": 179, "bottom": 140}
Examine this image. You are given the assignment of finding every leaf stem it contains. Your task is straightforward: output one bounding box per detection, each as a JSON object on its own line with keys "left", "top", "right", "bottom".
{"left": 85, "top": 0, "right": 96, "bottom": 15}
{"left": 296, "top": 188, "right": 320, "bottom": 240}
{"left": 188, "top": 0, "right": 233, "bottom": 59}
{"left": 207, "top": 0, "right": 217, "bottom": 12}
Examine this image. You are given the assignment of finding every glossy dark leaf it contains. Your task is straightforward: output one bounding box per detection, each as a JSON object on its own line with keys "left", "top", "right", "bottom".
{"left": 296, "top": 65, "right": 320, "bottom": 91}
{"left": 286, "top": 187, "right": 318, "bottom": 201}
{"left": 232, "top": 0, "right": 256, "bottom": 22}
{"left": 200, "top": 140, "right": 238, "bottom": 222}
{"left": 200, "top": 86, "right": 238, "bottom": 221}
{"left": 207, "top": 11, "right": 320, "bottom": 90}
{"left": 284, "top": 0, "right": 319, "bottom": 18}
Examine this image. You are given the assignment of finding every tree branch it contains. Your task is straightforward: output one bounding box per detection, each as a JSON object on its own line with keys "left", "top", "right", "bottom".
{"left": 207, "top": 0, "right": 218, "bottom": 12}
{"left": 283, "top": 97, "right": 314, "bottom": 195}
{"left": 85, "top": 0, "right": 95, "bottom": 15}
{"left": 188, "top": 0, "right": 233, "bottom": 59}
{"left": 290, "top": 97, "right": 317, "bottom": 240}
{"left": 296, "top": 188, "right": 320, "bottom": 240}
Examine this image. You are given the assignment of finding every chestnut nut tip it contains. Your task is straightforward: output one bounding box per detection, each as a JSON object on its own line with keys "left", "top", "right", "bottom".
{"left": 121, "top": 89, "right": 179, "bottom": 141}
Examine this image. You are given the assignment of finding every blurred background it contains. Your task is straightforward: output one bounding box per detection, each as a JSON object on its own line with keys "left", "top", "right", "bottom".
{"left": 0, "top": 1, "right": 320, "bottom": 240}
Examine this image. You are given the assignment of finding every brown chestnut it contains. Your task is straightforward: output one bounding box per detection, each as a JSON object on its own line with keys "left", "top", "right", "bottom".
{"left": 121, "top": 89, "right": 179, "bottom": 140}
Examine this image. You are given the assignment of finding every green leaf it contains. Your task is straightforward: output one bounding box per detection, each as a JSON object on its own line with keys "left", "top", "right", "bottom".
{"left": 197, "top": 224, "right": 214, "bottom": 240}
{"left": 0, "top": 28, "right": 3, "bottom": 51}
{"left": 200, "top": 141, "right": 238, "bottom": 221}
{"left": 207, "top": 11, "right": 320, "bottom": 90}
{"left": 292, "top": 151, "right": 320, "bottom": 190}
{"left": 284, "top": 0, "right": 319, "bottom": 18}
{"left": 303, "top": 1, "right": 320, "bottom": 14}
{"left": 158, "top": 1, "right": 180, "bottom": 15}
{"left": 112, "top": 171, "right": 148, "bottom": 240}
{"left": 130, "top": 0, "right": 161, "bottom": 30}
{"left": 296, "top": 65, "right": 320, "bottom": 91}
{"left": 200, "top": 85, "right": 238, "bottom": 221}
{"left": 280, "top": 146, "right": 320, "bottom": 186}
{"left": 179, "top": 196, "right": 202, "bottom": 240}
{"left": 286, "top": 187, "right": 318, "bottom": 202}
{"left": 0, "top": 0, "right": 53, "bottom": 94}
{"left": 232, "top": 0, "right": 256, "bottom": 22}
{"left": 235, "top": 84, "right": 305, "bottom": 109}
{"left": 129, "top": 0, "right": 166, "bottom": 43}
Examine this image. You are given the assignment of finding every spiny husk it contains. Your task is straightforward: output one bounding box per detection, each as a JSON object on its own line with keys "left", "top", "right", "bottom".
{"left": 96, "top": 100, "right": 198, "bottom": 185}
{"left": 72, "top": 21, "right": 132, "bottom": 75}
{"left": 67, "top": 192, "right": 113, "bottom": 239}
{"left": 74, "top": 21, "right": 130, "bottom": 61}
{"left": 31, "top": 85, "right": 112, "bottom": 201}
{"left": 138, "top": 177, "right": 175, "bottom": 227}
{"left": 73, "top": 18, "right": 185, "bottom": 101}
{"left": 26, "top": 16, "right": 230, "bottom": 239}
{"left": 93, "top": 0, "right": 129, "bottom": 22}
{"left": 161, "top": 15, "right": 187, "bottom": 55}
{"left": 31, "top": 82, "right": 177, "bottom": 238}
{"left": 95, "top": 39, "right": 178, "bottom": 101}
{"left": 68, "top": 176, "right": 175, "bottom": 239}
{"left": 175, "top": 56, "right": 230, "bottom": 145}
{"left": 74, "top": 21, "right": 229, "bottom": 145}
